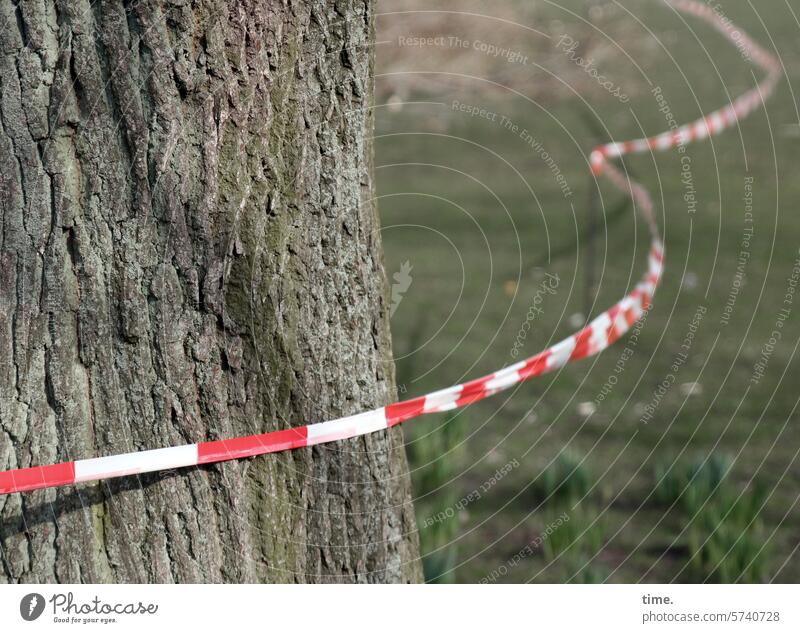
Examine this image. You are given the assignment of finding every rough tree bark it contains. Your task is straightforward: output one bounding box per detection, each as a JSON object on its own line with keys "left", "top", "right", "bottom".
{"left": 0, "top": 0, "right": 422, "bottom": 582}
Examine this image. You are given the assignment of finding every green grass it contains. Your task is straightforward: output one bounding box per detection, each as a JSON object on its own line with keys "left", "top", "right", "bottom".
{"left": 377, "top": 0, "right": 800, "bottom": 582}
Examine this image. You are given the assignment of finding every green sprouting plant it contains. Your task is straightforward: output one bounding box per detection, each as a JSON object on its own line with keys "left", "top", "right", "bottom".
{"left": 653, "top": 454, "right": 771, "bottom": 582}
{"left": 531, "top": 452, "right": 591, "bottom": 508}
{"left": 420, "top": 520, "right": 460, "bottom": 583}
{"left": 686, "top": 482, "right": 770, "bottom": 583}
{"left": 542, "top": 508, "right": 605, "bottom": 563}
{"left": 653, "top": 453, "right": 731, "bottom": 512}
{"left": 528, "top": 454, "right": 607, "bottom": 582}
{"left": 408, "top": 411, "right": 466, "bottom": 583}
{"left": 563, "top": 556, "right": 608, "bottom": 584}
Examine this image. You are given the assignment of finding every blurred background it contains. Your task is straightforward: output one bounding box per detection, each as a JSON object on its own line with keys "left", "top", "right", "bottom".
{"left": 374, "top": 0, "right": 800, "bottom": 582}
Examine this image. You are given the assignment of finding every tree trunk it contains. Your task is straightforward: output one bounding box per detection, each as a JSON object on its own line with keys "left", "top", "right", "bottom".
{"left": 0, "top": 0, "right": 422, "bottom": 583}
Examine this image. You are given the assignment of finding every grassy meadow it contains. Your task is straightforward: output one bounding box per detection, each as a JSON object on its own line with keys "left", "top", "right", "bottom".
{"left": 375, "top": 0, "right": 800, "bottom": 582}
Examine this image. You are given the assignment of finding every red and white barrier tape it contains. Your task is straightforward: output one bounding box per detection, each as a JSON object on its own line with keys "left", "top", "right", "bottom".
{"left": 0, "top": 0, "right": 780, "bottom": 495}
